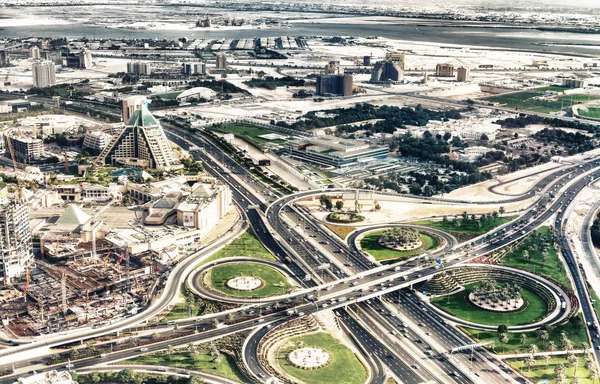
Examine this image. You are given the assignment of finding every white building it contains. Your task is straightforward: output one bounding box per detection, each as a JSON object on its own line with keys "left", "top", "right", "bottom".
{"left": 18, "top": 370, "right": 76, "bottom": 384}
{"left": 459, "top": 146, "right": 493, "bottom": 162}
{"left": 83, "top": 129, "right": 113, "bottom": 152}
{"left": 32, "top": 60, "right": 56, "bottom": 88}
{"left": 177, "top": 182, "right": 232, "bottom": 237}
{"left": 20, "top": 115, "right": 76, "bottom": 137}
{"left": 127, "top": 61, "right": 152, "bottom": 75}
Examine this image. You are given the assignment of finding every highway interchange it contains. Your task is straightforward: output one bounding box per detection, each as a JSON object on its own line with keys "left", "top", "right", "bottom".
{"left": 3, "top": 126, "right": 600, "bottom": 384}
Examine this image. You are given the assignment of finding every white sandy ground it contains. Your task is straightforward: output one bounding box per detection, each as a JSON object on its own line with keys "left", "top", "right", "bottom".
{"left": 443, "top": 148, "right": 600, "bottom": 202}
{"left": 443, "top": 162, "right": 566, "bottom": 202}
{"left": 226, "top": 136, "right": 313, "bottom": 190}
{"left": 297, "top": 195, "right": 534, "bottom": 225}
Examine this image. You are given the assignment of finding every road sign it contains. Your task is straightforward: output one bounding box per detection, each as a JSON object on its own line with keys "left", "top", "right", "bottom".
{"left": 436, "top": 258, "right": 442, "bottom": 265}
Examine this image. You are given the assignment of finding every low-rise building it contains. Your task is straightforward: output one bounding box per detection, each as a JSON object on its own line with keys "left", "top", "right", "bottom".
{"left": 83, "top": 129, "right": 113, "bottom": 152}
{"left": 282, "top": 135, "right": 389, "bottom": 168}
{"left": 177, "top": 182, "right": 232, "bottom": 236}
{"left": 435, "top": 63, "right": 454, "bottom": 77}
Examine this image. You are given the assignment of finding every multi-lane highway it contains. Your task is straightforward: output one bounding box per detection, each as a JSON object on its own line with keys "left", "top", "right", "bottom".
{"left": 4, "top": 124, "right": 600, "bottom": 384}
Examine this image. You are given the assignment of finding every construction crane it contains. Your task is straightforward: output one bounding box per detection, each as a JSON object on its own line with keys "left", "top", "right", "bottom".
{"left": 63, "top": 152, "right": 69, "bottom": 173}
{"left": 116, "top": 252, "right": 125, "bottom": 272}
{"left": 103, "top": 251, "right": 112, "bottom": 269}
{"left": 3, "top": 127, "right": 18, "bottom": 172}
{"left": 23, "top": 268, "right": 30, "bottom": 303}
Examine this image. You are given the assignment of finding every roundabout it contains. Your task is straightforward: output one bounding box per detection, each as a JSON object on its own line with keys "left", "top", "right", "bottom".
{"left": 188, "top": 257, "right": 300, "bottom": 303}
{"left": 422, "top": 264, "right": 572, "bottom": 331}
{"left": 208, "top": 261, "right": 295, "bottom": 298}
{"left": 358, "top": 226, "right": 445, "bottom": 262}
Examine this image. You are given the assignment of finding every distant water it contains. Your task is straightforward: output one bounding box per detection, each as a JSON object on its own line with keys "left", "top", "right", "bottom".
{"left": 1, "top": 22, "right": 599, "bottom": 56}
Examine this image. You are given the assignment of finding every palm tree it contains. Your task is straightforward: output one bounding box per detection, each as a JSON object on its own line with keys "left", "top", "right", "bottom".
{"left": 499, "top": 206, "right": 505, "bottom": 217}
{"left": 167, "top": 345, "right": 174, "bottom": 360}
{"left": 548, "top": 341, "right": 557, "bottom": 352}
{"left": 524, "top": 355, "right": 536, "bottom": 372}
{"left": 542, "top": 354, "right": 551, "bottom": 368}
{"left": 554, "top": 363, "right": 566, "bottom": 381}
{"left": 522, "top": 250, "right": 530, "bottom": 261}
{"left": 589, "top": 368, "right": 599, "bottom": 384}
{"left": 520, "top": 334, "right": 528, "bottom": 351}
{"left": 529, "top": 344, "right": 539, "bottom": 356}
{"left": 568, "top": 354, "right": 580, "bottom": 377}
{"left": 499, "top": 333, "right": 509, "bottom": 353}
{"left": 582, "top": 343, "right": 590, "bottom": 355}
{"left": 537, "top": 330, "right": 549, "bottom": 346}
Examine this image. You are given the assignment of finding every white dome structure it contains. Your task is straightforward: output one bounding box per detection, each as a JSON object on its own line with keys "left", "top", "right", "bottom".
{"left": 176, "top": 87, "right": 216, "bottom": 102}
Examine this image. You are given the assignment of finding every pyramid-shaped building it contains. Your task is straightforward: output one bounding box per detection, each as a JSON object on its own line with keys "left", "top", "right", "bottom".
{"left": 95, "top": 104, "right": 176, "bottom": 170}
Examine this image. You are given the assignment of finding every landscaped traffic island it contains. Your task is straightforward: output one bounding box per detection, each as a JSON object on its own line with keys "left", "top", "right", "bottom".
{"left": 276, "top": 333, "right": 367, "bottom": 384}
{"left": 207, "top": 262, "right": 295, "bottom": 298}
{"left": 360, "top": 227, "right": 440, "bottom": 261}
{"left": 431, "top": 282, "right": 549, "bottom": 326}
{"left": 326, "top": 212, "right": 365, "bottom": 223}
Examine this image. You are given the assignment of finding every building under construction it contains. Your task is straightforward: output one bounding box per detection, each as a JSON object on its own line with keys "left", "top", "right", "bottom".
{"left": 0, "top": 199, "right": 34, "bottom": 283}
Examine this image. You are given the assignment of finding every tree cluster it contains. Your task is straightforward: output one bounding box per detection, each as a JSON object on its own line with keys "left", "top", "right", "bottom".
{"left": 274, "top": 103, "right": 462, "bottom": 133}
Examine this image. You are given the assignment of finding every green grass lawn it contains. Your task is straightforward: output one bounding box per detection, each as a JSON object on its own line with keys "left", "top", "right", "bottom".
{"left": 432, "top": 284, "right": 548, "bottom": 326}
{"left": 536, "top": 85, "right": 569, "bottom": 92}
{"left": 202, "top": 229, "right": 276, "bottom": 265}
{"left": 461, "top": 314, "right": 589, "bottom": 355}
{"left": 409, "top": 216, "right": 515, "bottom": 242}
{"left": 501, "top": 226, "right": 570, "bottom": 288}
{"left": 127, "top": 351, "right": 247, "bottom": 382}
{"left": 360, "top": 231, "right": 439, "bottom": 261}
{"left": 578, "top": 107, "right": 600, "bottom": 119}
{"left": 589, "top": 288, "right": 600, "bottom": 321}
{"left": 277, "top": 333, "right": 367, "bottom": 384}
{"left": 483, "top": 89, "right": 599, "bottom": 114}
{"left": 209, "top": 262, "right": 295, "bottom": 297}
{"left": 506, "top": 354, "right": 593, "bottom": 384}
{"left": 161, "top": 282, "right": 202, "bottom": 322}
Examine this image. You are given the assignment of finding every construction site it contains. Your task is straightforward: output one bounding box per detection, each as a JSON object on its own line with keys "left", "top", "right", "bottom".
{"left": 0, "top": 232, "right": 166, "bottom": 338}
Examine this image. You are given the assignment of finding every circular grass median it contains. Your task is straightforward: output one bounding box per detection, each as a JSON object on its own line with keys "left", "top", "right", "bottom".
{"left": 360, "top": 229, "right": 439, "bottom": 261}
{"left": 276, "top": 332, "right": 367, "bottom": 384}
{"left": 431, "top": 283, "right": 549, "bottom": 326}
{"left": 208, "top": 262, "right": 295, "bottom": 298}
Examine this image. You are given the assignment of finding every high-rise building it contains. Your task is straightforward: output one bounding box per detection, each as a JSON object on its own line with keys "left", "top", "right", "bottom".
{"left": 79, "top": 48, "right": 93, "bottom": 69}
{"left": 315, "top": 74, "right": 353, "bottom": 97}
{"left": 4, "top": 135, "right": 44, "bottom": 163}
{"left": 182, "top": 62, "right": 206, "bottom": 75}
{"left": 363, "top": 56, "right": 372, "bottom": 66}
{"left": 127, "top": 61, "right": 152, "bottom": 75}
{"left": 121, "top": 95, "right": 147, "bottom": 123}
{"left": 29, "top": 45, "right": 40, "bottom": 59}
{"left": 370, "top": 60, "right": 403, "bottom": 82}
{"left": 457, "top": 67, "right": 470, "bottom": 82}
{"left": 385, "top": 52, "right": 406, "bottom": 71}
{"left": 0, "top": 200, "right": 34, "bottom": 282}
{"left": 41, "top": 50, "right": 63, "bottom": 66}
{"left": 435, "top": 63, "right": 454, "bottom": 77}
{"left": 215, "top": 53, "right": 227, "bottom": 69}
{"left": 96, "top": 104, "right": 176, "bottom": 170}
{"left": 32, "top": 60, "right": 56, "bottom": 88}
{"left": 0, "top": 50, "right": 9, "bottom": 67}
